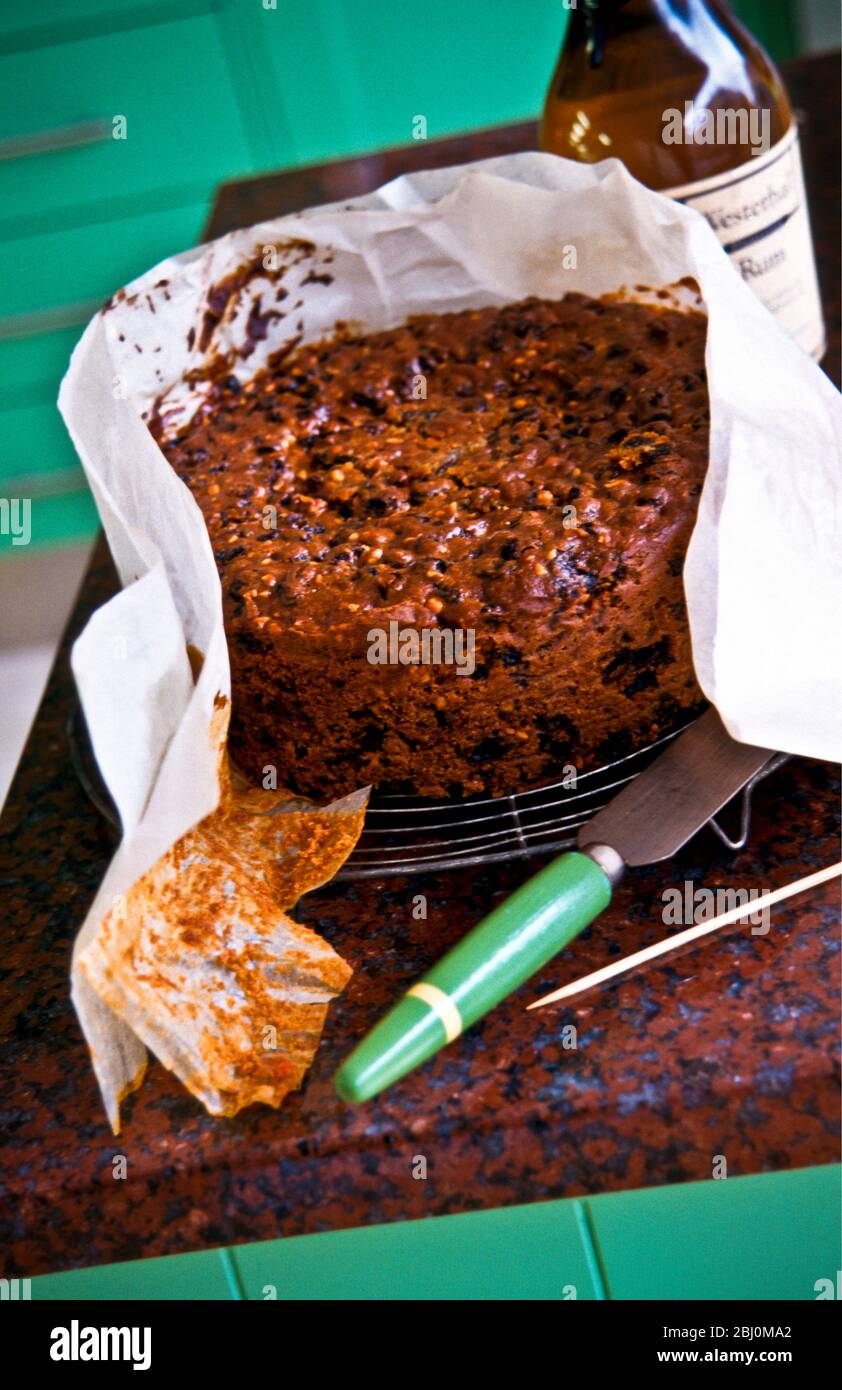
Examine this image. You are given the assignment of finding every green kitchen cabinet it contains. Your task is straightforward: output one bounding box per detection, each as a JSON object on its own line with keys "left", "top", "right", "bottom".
{"left": 0, "top": 15, "right": 258, "bottom": 230}
{"left": 0, "top": 327, "right": 89, "bottom": 415}
{"left": 228, "top": 0, "right": 567, "bottom": 168}
{"left": 732, "top": 0, "right": 800, "bottom": 60}
{"left": 0, "top": 1, "right": 270, "bottom": 550}
{"left": 0, "top": 197, "right": 211, "bottom": 415}
{"left": 0, "top": 400, "right": 79, "bottom": 486}
{"left": 0, "top": 0, "right": 186, "bottom": 38}
{"left": 590, "top": 1164, "right": 842, "bottom": 1302}
{"left": 1, "top": 198, "right": 209, "bottom": 319}
{"left": 0, "top": 396, "right": 100, "bottom": 552}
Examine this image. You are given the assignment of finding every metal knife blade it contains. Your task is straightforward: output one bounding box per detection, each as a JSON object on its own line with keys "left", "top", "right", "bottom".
{"left": 578, "top": 708, "right": 775, "bottom": 866}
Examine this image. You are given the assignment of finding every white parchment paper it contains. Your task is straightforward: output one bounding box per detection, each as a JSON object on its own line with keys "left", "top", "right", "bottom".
{"left": 59, "top": 152, "right": 841, "bottom": 1124}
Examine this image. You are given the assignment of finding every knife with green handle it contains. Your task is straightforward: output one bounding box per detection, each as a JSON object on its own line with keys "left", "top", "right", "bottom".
{"left": 334, "top": 709, "right": 775, "bottom": 1103}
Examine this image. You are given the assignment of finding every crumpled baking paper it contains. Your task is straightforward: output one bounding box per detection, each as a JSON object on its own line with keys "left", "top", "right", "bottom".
{"left": 59, "top": 151, "right": 841, "bottom": 1128}
{"left": 79, "top": 733, "right": 366, "bottom": 1119}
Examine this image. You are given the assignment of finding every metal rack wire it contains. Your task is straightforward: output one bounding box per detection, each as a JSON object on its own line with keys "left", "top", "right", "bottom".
{"left": 337, "top": 720, "right": 701, "bottom": 879}
{"left": 70, "top": 704, "right": 786, "bottom": 881}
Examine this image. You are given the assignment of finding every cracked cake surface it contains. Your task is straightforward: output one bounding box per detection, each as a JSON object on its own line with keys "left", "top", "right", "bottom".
{"left": 160, "top": 291, "right": 709, "bottom": 798}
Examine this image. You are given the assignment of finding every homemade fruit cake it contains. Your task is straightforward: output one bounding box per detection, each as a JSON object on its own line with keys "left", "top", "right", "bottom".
{"left": 160, "top": 292, "right": 709, "bottom": 799}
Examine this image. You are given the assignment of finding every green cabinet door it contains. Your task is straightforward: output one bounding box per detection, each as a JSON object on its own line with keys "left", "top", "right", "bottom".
{"left": 0, "top": 13, "right": 258, "bottom": 230}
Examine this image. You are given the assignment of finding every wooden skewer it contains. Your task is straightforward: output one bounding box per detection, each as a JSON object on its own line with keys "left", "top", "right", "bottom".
{"left": 527, "top": 862, "right": 842, "bottom": 1011}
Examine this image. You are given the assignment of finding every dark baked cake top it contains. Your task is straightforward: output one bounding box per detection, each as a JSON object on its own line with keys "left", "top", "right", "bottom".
{"left": 162, "top": 293, "right": 709, "bottom": 643}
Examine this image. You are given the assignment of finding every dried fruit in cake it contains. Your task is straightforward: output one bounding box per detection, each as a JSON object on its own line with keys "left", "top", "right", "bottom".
{"left": 160, "top": 292, "right": 709, "bottom": 798}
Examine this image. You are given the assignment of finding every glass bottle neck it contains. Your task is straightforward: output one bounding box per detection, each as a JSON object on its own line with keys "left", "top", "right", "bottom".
{"left": 578, "top": 0, "right": 747, "bottom": 79}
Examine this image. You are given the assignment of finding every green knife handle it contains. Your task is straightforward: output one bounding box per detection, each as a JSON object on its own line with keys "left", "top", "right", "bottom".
{"left": 335, "top": 850, "right": 612, "bottom": 1103}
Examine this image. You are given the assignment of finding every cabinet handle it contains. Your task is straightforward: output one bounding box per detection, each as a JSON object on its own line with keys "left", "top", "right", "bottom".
{"left": 0, "top": 465, "right": 87, "bottom": 498}
{"left": 0, "top": 300, "right": 101, "bottom": 341}
{"left": 0, "top": 118, "right": 112, "bottom": 162}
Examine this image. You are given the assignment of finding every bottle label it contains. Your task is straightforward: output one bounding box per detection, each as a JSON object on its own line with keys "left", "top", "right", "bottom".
{"left": 663, "top": 125, "right": 825, "bottom": 359}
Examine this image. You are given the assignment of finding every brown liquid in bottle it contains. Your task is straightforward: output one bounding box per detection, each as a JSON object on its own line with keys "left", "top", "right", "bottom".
{"left": 540, "top": 0, "right": 825, "bottom": 358}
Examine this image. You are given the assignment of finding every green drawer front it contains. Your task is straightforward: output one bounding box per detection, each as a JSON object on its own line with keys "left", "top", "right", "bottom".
{"left": 1, "top": 198, "right": 208, "bottom": 321}
{"left": 1, "top": 403, "right": 99, "bottom": 557}
{"left": 0, "top": 14, "right": 255, "bottom": 229}
{"left": 0, "top": 200, "right": 208, "bottom": 412}
{"left": 0, "top": 326, "right": 84, "bottom": 410}
{"left": 232, "top": 1197, "right": 598, "bottom": 1301}
{"left": 0, "top": 1, "right": 179, "bottom": 39}
{"left": 590, "top": 1163, "right": 842, "bottom": 1301}
{"left": 26, "top": 1248, "right": 236, "bottom": 1301}
{"left": 232, "top": 0, "right": 564, "bottom": 169}
{"left": 0, "top": 400, "right": 81, "bottom": 484}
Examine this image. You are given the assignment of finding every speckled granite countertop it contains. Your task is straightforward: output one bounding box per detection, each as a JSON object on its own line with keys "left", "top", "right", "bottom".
{"left": 1, "top": 55, "right": 839, "bottom": 1278}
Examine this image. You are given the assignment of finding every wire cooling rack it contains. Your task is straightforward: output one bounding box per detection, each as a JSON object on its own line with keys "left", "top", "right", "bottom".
{"left": 336, "top": 726, "right": 788, "bottom": 879}
{"left": 69, "top": 704, "right": 786, "bottom": 881}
